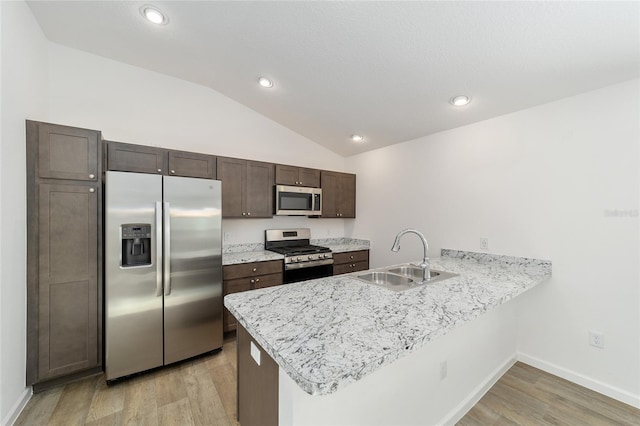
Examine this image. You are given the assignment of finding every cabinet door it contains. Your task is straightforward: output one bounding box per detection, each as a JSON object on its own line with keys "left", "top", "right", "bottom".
{"left": 38, "top": 123, "right": 99, "bottom": 181}
{"left": 168, "top": 150, "right": 216, "bottom": 179}
{"left": 275, "top": 165, "right": 299, "bottom": 186}
{"left": 38, "top": 183, "right": 98, "bottom": 380}
{"left": 338, "top": 173, "right": 356, "bottom": 218}
{"left": 298, "top": 168, "right": 320, "bottom": 188}
{"left": 320, "top": 171, "right": 338, "bottom": 217}
{"left": 223, "top": 279, "right": 252, "bottom": 332}
{"left": 252, "top": 273, "right": 283, "bottom": 289}
{"left": 107, "top": 141, "right": 166, "bottom": 174}
{"left": 217, "top": 157, "right": 245, "bottom": 217}
{"left": 245, "top": 161, "right": 274, "bottom": 218}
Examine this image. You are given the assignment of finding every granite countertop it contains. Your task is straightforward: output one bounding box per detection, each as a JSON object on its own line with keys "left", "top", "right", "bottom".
{"left": 224, "top": 249, "right": 552, "bottom": 396}
{"left": 222, "top": 238, "right": 370, "bottom": 265}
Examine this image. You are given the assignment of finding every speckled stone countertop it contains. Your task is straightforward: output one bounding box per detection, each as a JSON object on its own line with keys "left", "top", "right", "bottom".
{"left": 222, "top": 238, "right": 370, "bottom": 265}
{"left": 224, "top": 249, "right": 551, "bottom": 396}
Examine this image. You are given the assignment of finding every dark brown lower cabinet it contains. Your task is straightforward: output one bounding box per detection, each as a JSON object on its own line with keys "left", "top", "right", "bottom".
{"left": 223, "top": 260, "right": 283, "bottom": 332}
{"left": 333, "top": 250, "right": 370, "bottom": 275}
{"left": 237, "top": 324, "right": 279, "bottom": 426}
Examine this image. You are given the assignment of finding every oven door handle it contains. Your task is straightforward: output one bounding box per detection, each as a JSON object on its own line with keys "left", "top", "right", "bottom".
{"left": 284, "top": 258, "right": 334, "bottom": 270}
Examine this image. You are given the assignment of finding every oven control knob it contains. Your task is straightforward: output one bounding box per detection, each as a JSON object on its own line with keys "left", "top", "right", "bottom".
{"left": 296, "top": 257, "right": 302, "bottom": 262}
{"left": 308, "top": 255, "right": 313, "bottom": 260}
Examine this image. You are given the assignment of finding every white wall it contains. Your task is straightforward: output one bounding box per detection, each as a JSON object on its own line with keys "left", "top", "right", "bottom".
{"left": 0, "top": 1, "right": 49, "bottom": 424}
{"left": 346, "top": 79, "right": 640, "bottom": 406}
{"left": 46, "top": 43, "right": 348, "bottom": 245}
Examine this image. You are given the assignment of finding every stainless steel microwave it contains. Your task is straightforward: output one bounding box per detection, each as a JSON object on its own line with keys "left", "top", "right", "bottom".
{"left": 274, "top": 185, "right": 322, "bottom": 216}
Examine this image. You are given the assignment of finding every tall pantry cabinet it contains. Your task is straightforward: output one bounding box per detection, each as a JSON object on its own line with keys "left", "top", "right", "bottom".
{"left": 26, "top": 121, "right": 103, "bottom": 389}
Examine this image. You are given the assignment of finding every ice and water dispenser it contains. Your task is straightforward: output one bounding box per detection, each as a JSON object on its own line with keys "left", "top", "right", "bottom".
{"left": 121, "top": 224, "right": 152, "bottom": 267}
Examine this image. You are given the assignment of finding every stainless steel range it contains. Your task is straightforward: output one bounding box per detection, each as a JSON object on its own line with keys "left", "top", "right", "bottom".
{"left": 265, "top": 228, "right": 333, "bottom": 283}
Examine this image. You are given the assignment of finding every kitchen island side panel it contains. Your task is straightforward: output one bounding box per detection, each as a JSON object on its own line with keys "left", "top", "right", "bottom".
{"left": 279, "top": 301, "right": 518, "bottom": 426}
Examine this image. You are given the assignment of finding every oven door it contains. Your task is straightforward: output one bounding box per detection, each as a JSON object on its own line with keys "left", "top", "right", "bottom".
{"left": 275, "top": 185, "right": 322, "bottom": 216}
{"left": 284, "top": 262, "right": 333, "bottom": 284}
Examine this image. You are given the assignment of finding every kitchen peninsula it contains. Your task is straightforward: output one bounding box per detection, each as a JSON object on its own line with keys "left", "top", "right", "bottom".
{"left": 224, "top": 249, "right": 552, "bottom": 425}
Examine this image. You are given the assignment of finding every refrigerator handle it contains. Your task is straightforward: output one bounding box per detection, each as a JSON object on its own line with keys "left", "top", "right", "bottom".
{"left": 164, "top": 201, "right": 171, "bottom": 296}
{"left": 155, "top": 202, "right": 163, "bottom": 297}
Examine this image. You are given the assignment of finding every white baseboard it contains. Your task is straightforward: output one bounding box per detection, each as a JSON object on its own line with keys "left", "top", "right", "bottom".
{"left": 2, "top": 387, "right": 31, "bottom": 426}
{"left": 517, "top": 352, "right": 640, "bottom": 409}
{"left": 440, "top": 353, "right": 518, "bottom": 426}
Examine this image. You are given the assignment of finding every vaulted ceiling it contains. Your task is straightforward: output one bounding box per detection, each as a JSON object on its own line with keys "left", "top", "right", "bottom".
{"left": 28, "top": 1, "right": 640, "bottom": 156}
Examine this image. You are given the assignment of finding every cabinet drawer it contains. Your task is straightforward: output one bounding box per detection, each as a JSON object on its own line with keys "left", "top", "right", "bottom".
{"left": 223, "top": 260, "right": 282, "bottom": 280}
{"left": 333, "top": 250, "right": 369, "bottom": 265}
{"left": 224, "top": 273, "right": 283, "bottom": 293}
{"left": 333, "top": 260, "right": 369, "bottom": 276}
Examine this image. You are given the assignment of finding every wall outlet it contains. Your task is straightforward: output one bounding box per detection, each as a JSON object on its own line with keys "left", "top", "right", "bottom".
{"left": 440, "top": 360, "right": 448, "bottom": 380}
{"left": 223, "top": 232, "right": 230, "bottom": 242}
{"left": 589, "top": 330, "right": 604, "bottom": 349}
{"left": 480, "top": 237, "right": 489, "bottom": 251}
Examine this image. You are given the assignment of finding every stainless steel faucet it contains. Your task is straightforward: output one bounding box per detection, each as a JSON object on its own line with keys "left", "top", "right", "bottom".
{"left": 391, "top": 229, "right": 431, "bottom": 282}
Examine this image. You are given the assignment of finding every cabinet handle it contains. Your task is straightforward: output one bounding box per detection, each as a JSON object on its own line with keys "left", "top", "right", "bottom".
{"left": 89, "top": 173, "right": 95, "bottom": 179}
{"left": 250, "top": 279, "right": 255, "bottom": 284}
{"left": 299, "top": 181, "right": 303, "bottom": 185}
{"left": 247, "top": 212, "right": 251, "bottom": 216}
{"left": 171, "top": 170, "right": 175, "bottom": 174}
{"left": 89, "top": 188, "right": 95, "bottom": 193}
{"left": 242, "top": 212, "right": 246, "bottom": 216}
{"left": 252, "top": 267, "right": 257, "bottom": 272}
{"left": 349, "top": 255, "right": 354, "bottom": 259}
{"left": 157, "top": 168, "right": 162, "bottom": 173}
{"left": 255, "top": 278, "right": 260, "bottom": 282}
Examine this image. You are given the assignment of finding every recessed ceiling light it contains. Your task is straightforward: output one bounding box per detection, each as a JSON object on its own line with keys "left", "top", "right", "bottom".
{"left": 450, "top": 95, "right": 471, "bottom": 107}
{"left": 258, "top": 77, "right": 274, "bottom": 88}
{"left": 140, "top": 5, "right": 168, "bottom": 25}
{"left": 351, "top": 134, "right": 364, "bottom": 142}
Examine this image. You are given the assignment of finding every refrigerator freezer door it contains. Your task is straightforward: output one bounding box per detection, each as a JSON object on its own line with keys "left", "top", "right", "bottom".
{"left": 163, "top": 176, "right": 223, "bottom": 364}
{"left": 105, "top": 172, "right": 164, "bottom": 380}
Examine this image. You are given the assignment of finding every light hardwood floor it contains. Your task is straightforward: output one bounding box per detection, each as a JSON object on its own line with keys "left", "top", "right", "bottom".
{"left": 16, "top": 339, "right": 640, "bottom": 425}
{"left": 457, "top": 362, "right": 640, "bottom": 426}
{"left": 15, "top": 334, "right": 239, "bottom": 426}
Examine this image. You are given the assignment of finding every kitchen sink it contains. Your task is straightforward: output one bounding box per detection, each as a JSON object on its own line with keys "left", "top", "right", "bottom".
{"left": 356, "top": 264, "right": 457, "bottom": 292}
{"left": 357, "top": 272, "right": 413, "bottom": 287}
{"left": 386, "top": 265, "right": 439, "bottom": 281}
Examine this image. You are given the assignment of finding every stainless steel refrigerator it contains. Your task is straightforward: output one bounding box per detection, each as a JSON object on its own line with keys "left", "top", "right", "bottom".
{"left": 105, "top": 171, "right": 222, "bottom": 381}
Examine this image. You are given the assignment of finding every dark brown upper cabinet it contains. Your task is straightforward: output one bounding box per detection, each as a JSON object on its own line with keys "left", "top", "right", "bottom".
{"left": 106, "top": 141, "right": 166, "bottom": 174}
{"left": 275, "top": 165, "right": 320, "bottom": 188}
{"left": 106, "top": 141, "right": 216, "bottom": 179}
{"left": 168, "top": 150, "right": 216, "bottom": 179}
{"left": 320, "top": 171, "right": 356, "bottom": 218}
{"left": 217, "top": 157, "right": 274, "bottom": 218}
{"left": 26, "top": 120, "right": 103, "bottom": 387}
{"left": 37, "top": 122, "right": 99, "bottom": 182}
